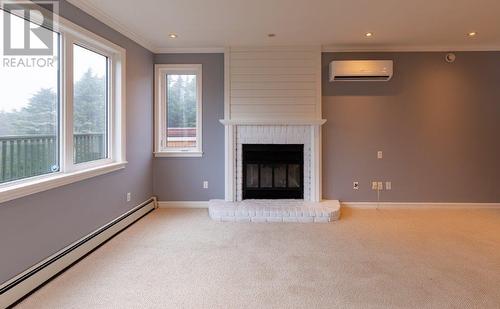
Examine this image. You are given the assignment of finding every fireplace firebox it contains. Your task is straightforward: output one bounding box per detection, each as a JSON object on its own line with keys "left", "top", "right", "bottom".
{"left": 242, "top": 144, "right": 303, "bottom": 199}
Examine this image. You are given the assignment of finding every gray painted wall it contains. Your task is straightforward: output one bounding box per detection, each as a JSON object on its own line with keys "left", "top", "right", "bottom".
{"left": 0, "top": 1, "right": 154, "bottom": 283}
{"left": 153, "top": 54, "right": 225, "bottom": 201}
{"left": 322, "top": 52, "right": 500, "bottom": 202}
{"left": 151, "top": 51, "right": 500, "bottom": 203}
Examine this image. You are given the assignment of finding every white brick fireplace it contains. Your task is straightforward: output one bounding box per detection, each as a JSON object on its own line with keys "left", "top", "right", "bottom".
{"left": 220, "top": 121, "right": 325, "bottom": 202}
{"left": 236, "top": 125, "right": 311, "bottom": 201}
{"left": 221, "top": 46, "right": 326, "bottom": 202}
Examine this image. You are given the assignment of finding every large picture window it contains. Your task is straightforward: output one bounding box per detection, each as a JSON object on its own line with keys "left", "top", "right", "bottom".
{"left": 0, "top": 11, "right": 60, "bottom": 184}
{"left": 0, "top": 5, "right": 126, "bottom": 203}
{"left": 155, "top": 64, "right": 202, "bottom": 157}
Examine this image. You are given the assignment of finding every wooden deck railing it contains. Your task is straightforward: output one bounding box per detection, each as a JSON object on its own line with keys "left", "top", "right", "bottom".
{"left": 0, "top": 133, "right": 104, "bottom": 184}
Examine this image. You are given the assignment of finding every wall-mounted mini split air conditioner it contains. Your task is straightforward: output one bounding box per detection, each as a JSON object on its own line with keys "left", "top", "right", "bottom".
{"left": 329, "top": 60, "right": 393, "bottom": 81}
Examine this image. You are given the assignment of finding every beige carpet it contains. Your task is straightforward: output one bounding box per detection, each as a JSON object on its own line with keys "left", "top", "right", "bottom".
{"left": 16, "top": 207, "right": 500, "bottom": 309}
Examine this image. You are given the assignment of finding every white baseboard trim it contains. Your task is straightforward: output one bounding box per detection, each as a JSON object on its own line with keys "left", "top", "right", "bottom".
{"left": 158, "top": 201, "right": 209, "bottom": 209}
{"left": 0, "top": 197, "right": 156, "bottom": 308}
{"left": 341, "top": 202, "right": 500, "bottom": 209}
{"left": 158, "top": 200, "right": 500, "bottom": 210}
{"left": 157, "top": 200, "right": 500, "bottom": 210}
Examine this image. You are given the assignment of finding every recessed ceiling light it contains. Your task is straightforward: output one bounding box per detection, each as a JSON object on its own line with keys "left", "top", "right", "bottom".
{"left": 268, "top": 33, "right": 276, "bottom": 37}
{"left": 467, "top": 31, "right": 477, "bottom": 37}
{"left": 365, "top": 32, "right": 373, "bottom": 38}
{"left": 168, "top": 33, "right": 178, "bottom": 39}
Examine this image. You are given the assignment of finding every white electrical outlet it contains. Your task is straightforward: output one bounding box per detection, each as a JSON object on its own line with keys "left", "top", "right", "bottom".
{"left": 386, "top": 181, "right": 392, "bottom": 190}
{"left": 203, "top": 181, "right": 208, "bottom": 189}
{"left": 377, "top": 182, "right": 384, "bottom": 190}
{"left": 126, "top": 192, "right": 131, "bottom": 202}
{"left": 353, "top": 181, "right": 359, "bottom": 190}
{"left": 372, "top": 182, "right": 378, "bottom": 190}
{"left": 377, "top": 151, "right": 383, "bottom": 159}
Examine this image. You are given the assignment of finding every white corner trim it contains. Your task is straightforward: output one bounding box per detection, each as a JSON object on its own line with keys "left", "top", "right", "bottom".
{"left": 223, "top": 47, "right": 231, "bottom": 120}
{"left": 154, "top": 47, "right": 225, "bottom": 54}
{"left": 0, "top": 198, "right": 155, "bottom": 308}
{"left": 66, "top": 0, "right": 156, "bottom": 51}
{"left": 0, "top": 162, "right": 127, "bottom": 204}
{"left": 158, "top": 201, "right": 209, "bottom": 209}
{"left": 341, "top": 202, "right": 500, "bottom": 209}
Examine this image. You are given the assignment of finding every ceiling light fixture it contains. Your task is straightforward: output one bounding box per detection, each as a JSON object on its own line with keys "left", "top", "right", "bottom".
{"left": 467, "top": 31, "right": 477, "bottom": 37}
{"left": 168, "top": 33, "right": 178, "bottom": 39}
{"left": 365, "top": 32, "right": 373, "bottom": 38}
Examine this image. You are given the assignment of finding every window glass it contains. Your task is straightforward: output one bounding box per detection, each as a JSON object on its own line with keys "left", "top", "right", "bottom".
{"left": 0, "top": 11, "right": 60, "bottom": 183}
{"left": 72, "top": 44, "right": 108, "bottom": 164}
{"left": 166, "top": 74, "right": 197, "bottom": 149}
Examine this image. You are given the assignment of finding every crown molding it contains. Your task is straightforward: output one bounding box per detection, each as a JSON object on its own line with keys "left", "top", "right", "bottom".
{"left": 154, "top": 47, "right": 225, "bottom": 54}
{"left": 159, "top": 44, "right": 500, "bottom": 54}
{"left": 321, "top": 45, "right": 500, "bottom": 52}
{"left": 66, "top": 0, "right": 156, "bottom": 52}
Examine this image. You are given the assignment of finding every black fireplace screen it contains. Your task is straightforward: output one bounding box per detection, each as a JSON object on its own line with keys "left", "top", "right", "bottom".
{"left": 242, "top": 144, "right": 303, "bottom": 199}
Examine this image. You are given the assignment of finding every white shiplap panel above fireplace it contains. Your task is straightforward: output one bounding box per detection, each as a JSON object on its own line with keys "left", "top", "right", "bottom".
{"left": 222, "top": 46, "right": 325, "bottom": 202}
{"left": 227, "top": 46, "right": 322, "bottom": 121}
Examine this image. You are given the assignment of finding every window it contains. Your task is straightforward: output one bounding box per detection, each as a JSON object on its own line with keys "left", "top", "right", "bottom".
{"left": 72, "top": 44, "right": 108, "bottom": 164}
{"left": 0, "top": 5, "right": 126, "bottom": 203}
{"left": 155, "top": 64, "right": 202, "bottom": 157}
{"left": 0, "top": 11, "right": 60, "bottom": 184}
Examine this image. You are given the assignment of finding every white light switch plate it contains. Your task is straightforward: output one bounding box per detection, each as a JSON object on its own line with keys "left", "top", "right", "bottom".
{"left": 386, "top": 181, "right": 392, "bottom": 190}
{"left": 203, "top": 181, "right": 209, "bottom": 189}
{"left": 377, "top": 151, "right": 383, "bottom": 159}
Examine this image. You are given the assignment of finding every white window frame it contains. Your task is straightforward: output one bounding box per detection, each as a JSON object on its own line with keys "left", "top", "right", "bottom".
{"left": 0, "top": 5, "right": 126, "bottom": 204}
{"left": 154, "top": 64, "right": 203, "bottom": 157}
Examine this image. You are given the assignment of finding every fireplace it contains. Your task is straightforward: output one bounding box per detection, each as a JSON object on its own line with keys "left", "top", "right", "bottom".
{"left": 221, "top": 123, "right": 323, "bottom": 202}
{"left": 242, "top": 144, "right": 304, "bottom": 199}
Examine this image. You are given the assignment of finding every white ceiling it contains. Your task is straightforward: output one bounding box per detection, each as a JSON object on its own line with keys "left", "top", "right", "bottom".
{"left": 68, "top": 0, "right": 500, "bottom": 52}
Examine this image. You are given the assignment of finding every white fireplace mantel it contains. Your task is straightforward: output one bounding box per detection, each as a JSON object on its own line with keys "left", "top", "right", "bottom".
{"left": 219, "top": 119, "right": 327, "bottom": 126}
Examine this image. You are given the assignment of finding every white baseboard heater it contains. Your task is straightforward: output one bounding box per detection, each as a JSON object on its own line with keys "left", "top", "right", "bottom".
{"left": 0, "top": 197, "right": 157, "bottom": 308}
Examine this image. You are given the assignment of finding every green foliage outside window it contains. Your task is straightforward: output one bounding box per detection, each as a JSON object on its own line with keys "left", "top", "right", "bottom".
{"left": 0, "top": 68, "right": 105, "bottom": 136}
{"left": 167, "top": 75, "right": 197, "bottom": 128}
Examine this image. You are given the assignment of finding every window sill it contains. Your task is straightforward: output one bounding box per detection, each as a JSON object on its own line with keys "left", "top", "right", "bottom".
{"left": 154, "top": 151, "right": 203, "bottom": 158}
{"left": 0, "top": 161, "right": 127, "bottom": 205}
